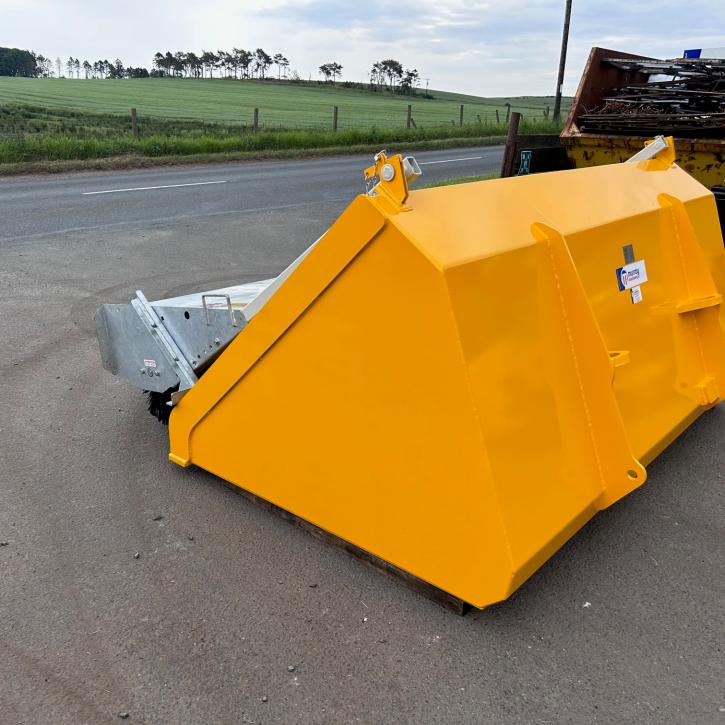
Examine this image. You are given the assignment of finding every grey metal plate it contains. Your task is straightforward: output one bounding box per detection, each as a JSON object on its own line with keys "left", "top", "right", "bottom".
{"left": 95, "top": 237, "right": 320, "bottom": 395}
{"left": 154, "top": 305, "right": 246, "bottom": 374}
{"left": 96, "top": 303, "right": 180, "bottom": 393}
{"left": 95, "top": 303, "right": 248, "bottom": 393}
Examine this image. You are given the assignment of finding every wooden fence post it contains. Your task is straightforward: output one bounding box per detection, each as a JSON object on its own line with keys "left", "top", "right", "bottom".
{"left": 505, "top": 103, "right": 511, "bottom": 123}
{"left": 459, "top": 104, "right": 464, "bottom": 127}
{"left": 495, "top": 109, "right": 500, "bottom": 124}
{"left": 333, "top": 105, "right": 338, "bottom": 131}
{"left": 130, "top": 108, "right": 139, "bottom": 139}
{"left": 500, "top": 111, "right": 521, "bottom": 178}
{"left": 253, "top": 108, "right": 259, "bottom": 131}
{"left": 406, "top": 104, "right": 412, "bottom": 129}
{"left": 545, "top": 105, "right": 550, "bottom": 119}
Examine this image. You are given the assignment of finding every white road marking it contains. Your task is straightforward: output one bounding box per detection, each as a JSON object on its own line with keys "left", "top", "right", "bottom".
{"left": 418, "top": 156, "right": 484, "bottom": 165}
{"left": 82, "top": 180, "right": 228, "bottom": 195}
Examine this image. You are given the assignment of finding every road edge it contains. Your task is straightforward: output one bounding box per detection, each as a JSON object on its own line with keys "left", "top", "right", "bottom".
{"left": 0, "top": 136, "right": 506, "bottom": 177}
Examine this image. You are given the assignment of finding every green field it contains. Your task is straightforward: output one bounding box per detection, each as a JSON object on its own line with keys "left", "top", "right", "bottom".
{"left": 0, "top": 77, "right": 570, "bottom": 172}
{"left": 0, "top": 77, "right": 568, "bottom": 130}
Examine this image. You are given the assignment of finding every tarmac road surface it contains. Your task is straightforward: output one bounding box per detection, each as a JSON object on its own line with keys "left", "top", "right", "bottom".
{"left": 0, "top": 146, "right": 504, "bottom": 243}
{"left": 1, "top": 150, "right": 724, "bottom": 724}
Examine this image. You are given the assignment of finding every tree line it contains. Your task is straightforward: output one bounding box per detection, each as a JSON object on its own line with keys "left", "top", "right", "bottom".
{"left": 369, "top": 60, "right": 420, "bottom": 94}
{"left": 63, "top": 57, "right": 148, "bottom": 79}
{"left": 0, "top": 47, "right": 48, "bottom": 77}
{"left": 151, "top": 51, "right": 420, "bottom": 94}
{"left": 151, "top": 49, "right": 288, "bottom": 80}
{"left": 0, "top": 45, "right": 424, "bottom": 95}
{"left": 0, "top": 47, "right": 147, "bottom": 78}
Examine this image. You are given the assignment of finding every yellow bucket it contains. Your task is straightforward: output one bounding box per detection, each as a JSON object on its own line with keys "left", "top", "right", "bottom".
{"left": 168, "top": 141, "right": 725, "bottom": 608}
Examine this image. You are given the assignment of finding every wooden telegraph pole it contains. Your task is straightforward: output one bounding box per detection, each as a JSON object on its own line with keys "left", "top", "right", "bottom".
{"left": 553, "top": 0, "right": 573, "bottom": 123}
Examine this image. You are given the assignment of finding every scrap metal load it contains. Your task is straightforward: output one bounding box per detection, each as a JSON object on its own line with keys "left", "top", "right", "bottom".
{"left": 562, "top": 47, "right": 725, "bottom": 188}
{"left": 96, "top": 144, "right": 725, "bottom": 610}
{"left": 578, "top": 57, "right": 725, "bottom": 137}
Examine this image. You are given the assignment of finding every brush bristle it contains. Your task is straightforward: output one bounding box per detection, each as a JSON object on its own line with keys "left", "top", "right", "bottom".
{"left": 146, "top": 387, "right": 176, "bottom": 425}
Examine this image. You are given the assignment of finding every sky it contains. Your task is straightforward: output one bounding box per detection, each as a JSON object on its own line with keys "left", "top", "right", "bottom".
{"left": 2, "top": 0, "right": 725, "bottom": 96}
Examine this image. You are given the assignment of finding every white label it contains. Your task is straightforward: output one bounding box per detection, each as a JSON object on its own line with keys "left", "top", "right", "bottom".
{"left": 630, "top": 285, "right": 643, "bottom": 304}
{"left": 143, "top": 359, "right": 157, "bottom": 368}
{"left": 616, "top": 260, "right": 648, "bottom": 291}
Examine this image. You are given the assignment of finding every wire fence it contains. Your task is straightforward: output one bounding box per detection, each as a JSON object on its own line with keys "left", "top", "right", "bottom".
{"left": 0, "top": 99, "right": 566, "bottom": 140}
{"left": 227, "top": 102, "right": 556, "bottom": 131}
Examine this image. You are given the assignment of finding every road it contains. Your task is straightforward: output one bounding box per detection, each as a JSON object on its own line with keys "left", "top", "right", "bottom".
{"left": 1, "top": 148, "right": 724, "bottom": 725}
{"left": 0, "top": 146, "right": 503, "bottom": 242}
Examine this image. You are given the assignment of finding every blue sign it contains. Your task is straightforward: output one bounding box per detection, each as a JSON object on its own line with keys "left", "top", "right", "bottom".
{"left": 518, "top": 150, "right": 532, "bottom": 176}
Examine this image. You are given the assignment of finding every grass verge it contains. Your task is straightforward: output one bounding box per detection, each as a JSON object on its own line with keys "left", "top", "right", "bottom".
{"left": 0, "top": 136, "right": 506, "bottom": 176}
{"left": 0, "top": 121, "right": 558, "bottom": 164}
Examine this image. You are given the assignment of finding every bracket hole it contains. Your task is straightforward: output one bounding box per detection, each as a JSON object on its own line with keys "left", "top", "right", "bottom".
{"left": 184, "top": 311, "right": 190, "bottom": 320}
{"left": 626, "top": 469, "right": 639, "bottom": 480}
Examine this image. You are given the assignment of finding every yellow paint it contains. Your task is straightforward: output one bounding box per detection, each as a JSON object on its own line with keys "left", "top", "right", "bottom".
{"left": 562, "top": 135, "right": 725, "bottom": 189}
{"left": 168, "top": 142, "right": 725, "bottom": 609}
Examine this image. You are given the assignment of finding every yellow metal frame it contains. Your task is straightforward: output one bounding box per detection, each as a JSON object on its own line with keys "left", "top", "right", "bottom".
{"left": 167, "top": 141, "right": 725, "bottom": 609}
{"left": 562, "top": 134, "right": 725, "bottom": 189}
